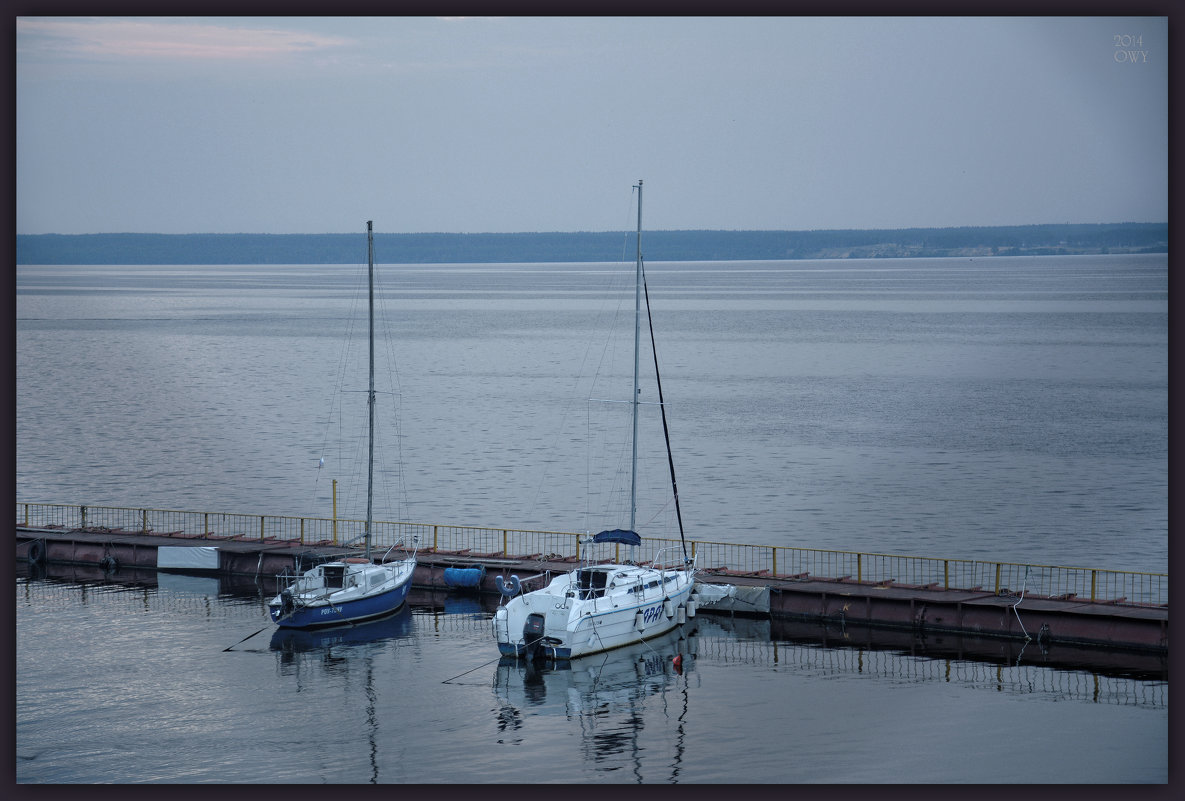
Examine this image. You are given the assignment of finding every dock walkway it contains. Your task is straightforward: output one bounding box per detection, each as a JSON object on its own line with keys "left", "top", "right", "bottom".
{"left": 16, "top": 524, "right": 1166, "bottom": 655}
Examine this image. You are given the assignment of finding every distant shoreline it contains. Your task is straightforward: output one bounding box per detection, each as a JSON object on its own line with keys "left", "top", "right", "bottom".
{"left": 15, "top": 222, "right": 1167, "bottom": 265}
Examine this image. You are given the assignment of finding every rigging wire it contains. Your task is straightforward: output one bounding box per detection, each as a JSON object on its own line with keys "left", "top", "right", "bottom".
{"left": 522, "top": 194, "right": 636, "bottom": 530}
{"left": 370, "top": 254, "right": 409, "bottom": 522}
{"left": 310, "top": 258, "right": 369, "bottom": 513}
{"left": 641, "top": 257, "right": 688, "bottom": 562}
{"left": 309, "top": 237, "right": 409, "bottom": 528}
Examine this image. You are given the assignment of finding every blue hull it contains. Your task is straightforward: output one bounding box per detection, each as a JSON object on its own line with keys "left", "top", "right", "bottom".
{"left": 269, "top": 579, "right": 412, "bottom": 629}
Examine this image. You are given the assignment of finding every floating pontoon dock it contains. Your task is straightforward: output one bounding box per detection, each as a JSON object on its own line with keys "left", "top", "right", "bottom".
{"left": 15, "top": 502, "right": 1166, "bottom": 659}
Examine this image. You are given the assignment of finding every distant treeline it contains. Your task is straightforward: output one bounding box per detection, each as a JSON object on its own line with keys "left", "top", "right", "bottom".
{"left": 15, "top": 223, "right": 1167, "bottom": 265}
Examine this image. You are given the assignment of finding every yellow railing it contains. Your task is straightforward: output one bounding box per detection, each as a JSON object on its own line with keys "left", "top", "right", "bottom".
{"left": 16, "top": 502, "right": 1168, "bottom": 607}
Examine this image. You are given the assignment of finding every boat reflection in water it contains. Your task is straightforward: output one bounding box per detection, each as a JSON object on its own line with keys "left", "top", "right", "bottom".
{"left": 493, "top": 623, "right": 699, "bottom": 782}
{"left": 268, "top": 605, "right": 417, "bottom": 784}
{"left": 270, "top": 604, "right": 415, "bottom": 666}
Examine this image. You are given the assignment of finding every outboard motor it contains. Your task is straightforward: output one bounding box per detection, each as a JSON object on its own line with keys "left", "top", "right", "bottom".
{"left": 280, "top": 589, "right": 296, "bottom": 616}
{"left": 522, "top": 613, "right": 546, "bottom": 660}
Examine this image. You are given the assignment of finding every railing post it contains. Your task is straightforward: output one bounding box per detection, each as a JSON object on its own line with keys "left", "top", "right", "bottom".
{"left": 300, "top": 517, "right": 305, "bottom": 545}
{"left": 81, "top": 505, "right": 87, "bottom": 530}
{"left": 204, "top": 513, "right": 209, "bottom": 535}
{"left": 944, "top": 560, "right": 949, "bottom": 589}
{"left": 260, "top": 516, "right": 265, "bottom": 541}
{"left": 857, "top": 553, "right": 862, "bottom": 583}
{"left": 503, "top": 529, "right": 508, "bottom": 556}
{"left": 433, "top": 524, "right": 438, "bottom": 552}
{"left": 575, "top": 534, "right": 580, "bottom": 562}
{"left": 772, "top": 547, "right": 777, "bottom": 577}
{"left": 142, "top": 509, "right": 148, "bottom": 533}
{"left": 1090, "top": 569, "right": 1097, "bottom": 602}
{"left": 995, "top": 563, "right": 1002, "bottom": 594}
{"left": 24, "top": 504, "right": 29, "bottom": 527}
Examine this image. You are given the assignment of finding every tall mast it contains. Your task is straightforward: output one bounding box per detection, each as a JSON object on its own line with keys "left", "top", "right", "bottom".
{"left": 630, "top": 180, "right": 642, "bottom": 532}
{"left": 366, "top": 220, "right": 375, "bottom": 559}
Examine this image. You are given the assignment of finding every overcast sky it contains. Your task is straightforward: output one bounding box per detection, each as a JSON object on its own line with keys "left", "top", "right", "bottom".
{"left": 15, "top": 16, "right": 1168, "bottom": 235}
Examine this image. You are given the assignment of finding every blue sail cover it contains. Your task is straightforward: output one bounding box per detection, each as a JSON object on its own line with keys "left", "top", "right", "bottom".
{"left": 593, "top": 528, "right": 642, "bottom": 546}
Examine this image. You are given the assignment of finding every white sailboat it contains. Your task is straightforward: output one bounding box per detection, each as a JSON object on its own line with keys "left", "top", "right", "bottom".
{"left": 269, "top": 221, "right": 417, "bottom": 629}
{"left": 493, "top": 181, "right": 697, "bottom": 660}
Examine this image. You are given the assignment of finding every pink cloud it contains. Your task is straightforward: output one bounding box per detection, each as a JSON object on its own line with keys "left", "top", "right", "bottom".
{"left": 17, "top": 17, "right": 351, "bottom": 61}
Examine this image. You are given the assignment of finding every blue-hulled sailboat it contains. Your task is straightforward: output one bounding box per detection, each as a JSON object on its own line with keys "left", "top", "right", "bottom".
{"left": 269, "top": 221, "right": 417, "bottom": 629}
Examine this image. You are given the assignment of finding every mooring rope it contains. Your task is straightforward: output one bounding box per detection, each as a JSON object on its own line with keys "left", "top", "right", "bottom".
{"left": 441, "top": 653, "right": 506, "bottom": 685}
{"left": 223, "top": 626, "right": 269, "bottom": 652}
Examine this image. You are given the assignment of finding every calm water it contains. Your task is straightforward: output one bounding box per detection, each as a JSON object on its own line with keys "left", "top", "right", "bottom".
{"left": 15, "top": 255, "right": 1168, "bottom": 782}
{"left": 15, "top": 255, "right": 1167, "bottom": 572}
{"left": 15, "top": 566, "right": 1168, "bottom": 784}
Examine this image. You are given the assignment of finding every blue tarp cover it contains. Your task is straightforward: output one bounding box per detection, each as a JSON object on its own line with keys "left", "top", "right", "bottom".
{"left": 593, "top": 529, "right": 642, "bottom": 546}
{"left": 443, "top": 564, "right": 486, "bottom": 589}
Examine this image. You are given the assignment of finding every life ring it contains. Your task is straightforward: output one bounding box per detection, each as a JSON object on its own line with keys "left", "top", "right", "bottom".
{"left": 26, "top": 540, "right": 45, "bottom": 565}
{"left": 497, "top": 574, "right": 522, "bottom": 597}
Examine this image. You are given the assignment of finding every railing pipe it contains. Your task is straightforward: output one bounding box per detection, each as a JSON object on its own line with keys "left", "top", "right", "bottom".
{"left": 11, "top": 501, "right": 1167, "bottom": 606}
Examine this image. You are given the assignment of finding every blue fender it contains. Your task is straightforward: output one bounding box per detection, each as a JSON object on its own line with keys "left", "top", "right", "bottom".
{"left": 496, "top": 574, "right": 522, "bottom": 597}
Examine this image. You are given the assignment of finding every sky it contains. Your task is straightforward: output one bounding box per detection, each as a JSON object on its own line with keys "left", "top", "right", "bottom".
{"left": 15, "top": 15, "right": 1169, "bottom": 235}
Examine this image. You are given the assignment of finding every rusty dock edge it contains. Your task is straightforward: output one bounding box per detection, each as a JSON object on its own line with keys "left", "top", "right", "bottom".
{"left": 16, "top": 526, "right": 1167, "bottom": 655}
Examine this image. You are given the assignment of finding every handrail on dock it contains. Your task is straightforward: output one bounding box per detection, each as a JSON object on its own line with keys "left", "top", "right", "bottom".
{"left": 15, "top": 501, "right": 1167, "bottom": 607}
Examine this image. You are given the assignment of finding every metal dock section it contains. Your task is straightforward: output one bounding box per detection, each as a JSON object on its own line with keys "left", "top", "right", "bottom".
{"left": 15, "top": 502, "right": 1167, "bottom": 660}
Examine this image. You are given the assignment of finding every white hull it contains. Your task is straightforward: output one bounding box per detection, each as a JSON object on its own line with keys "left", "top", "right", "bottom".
{"left": 494, "top": 562, "right": 695, "bottom": 659}
{"left": 497, "top": 182, "right": 698, "bottom": 662}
